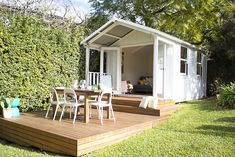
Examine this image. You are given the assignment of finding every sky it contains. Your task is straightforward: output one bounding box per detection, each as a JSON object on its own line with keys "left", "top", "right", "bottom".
{"left": 56, "top": 0, "right": 91, "bottom": 14}
{"left": 54, "top": 0, "right": 92, "bottom": 22}
{"left": 0, "top": 0, "right": 92, "bottom": 23}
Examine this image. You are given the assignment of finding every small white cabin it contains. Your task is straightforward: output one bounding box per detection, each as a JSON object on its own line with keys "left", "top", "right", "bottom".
{"left": 82, "top": 18, "right": 207, "bottom": 102}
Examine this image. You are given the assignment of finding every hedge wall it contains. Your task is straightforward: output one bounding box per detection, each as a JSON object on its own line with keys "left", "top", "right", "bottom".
{"left": 0, "top": 9, "right": 85, "bottom": 112}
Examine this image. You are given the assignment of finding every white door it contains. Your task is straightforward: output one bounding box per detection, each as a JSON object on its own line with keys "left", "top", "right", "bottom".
{"left": 104, "top": 47, "right": 121, "bottom": 92}
{"left": 157, "top": 44, "right": 165, "bottom": 98}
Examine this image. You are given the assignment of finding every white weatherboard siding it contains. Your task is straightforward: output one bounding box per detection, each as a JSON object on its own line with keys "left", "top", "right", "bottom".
{"left": 202, "top": 55, "right": 207, "bottom": 97}
{"left": 170, "top": 43, "right": 207, "bottom": 102}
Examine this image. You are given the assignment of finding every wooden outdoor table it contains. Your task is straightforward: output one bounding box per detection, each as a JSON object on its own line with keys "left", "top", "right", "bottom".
{"left": 55, "top": 87, "right": 111, "bottom": 123}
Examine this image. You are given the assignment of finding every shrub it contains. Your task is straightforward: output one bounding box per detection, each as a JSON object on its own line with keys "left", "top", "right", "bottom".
{"left": 0, "top": 8, "right": 85, "bottom": 112}
{"left": 217, "top": 82, "right": 235, "bottom": 109}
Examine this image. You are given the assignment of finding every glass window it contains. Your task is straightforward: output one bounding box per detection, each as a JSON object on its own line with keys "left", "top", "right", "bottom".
{"left": 181, "top": 47, "right": 187, "bottom": 59}
{"left": 197, "top": 51, "right": 202, "bottom": 76}
{"left": 180, "top": 61, "right": 186, "bottom": 73}
{"left": 180, "top": 46, "right": 188, "bottom": 74}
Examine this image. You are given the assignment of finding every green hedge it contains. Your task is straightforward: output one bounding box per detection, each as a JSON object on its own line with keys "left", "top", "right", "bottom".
{"left": 0, "top": 9, "right": 85, "bottom": 112}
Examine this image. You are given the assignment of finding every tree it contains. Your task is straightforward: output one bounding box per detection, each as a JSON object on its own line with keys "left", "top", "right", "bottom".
{"left": 88, "top": 0, "right": 233, "bottom": 45}
{"left": 207, "top": 5, "right": 235, "bottom": 95}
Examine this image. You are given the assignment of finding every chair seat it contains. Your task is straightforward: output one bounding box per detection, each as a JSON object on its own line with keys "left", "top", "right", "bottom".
{"left": 89, "top": 101, "right": 111, "bottom": 107}
{"left": 51, "top": 100, "right": 65, "bottom": 105}
{"left": 64, "top": 102, "right": 84, "bottom": 107}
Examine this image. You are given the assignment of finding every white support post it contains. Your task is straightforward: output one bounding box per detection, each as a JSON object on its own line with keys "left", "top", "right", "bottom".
{"left": 116, "top": 48, "right": 122, "bottom": 93}
{"left": 85, "top": 47, "right": 90, "bottom": 86}
{"left": 153, "top": 36, "right": 159, "bottom": 97}
{"left": 100, "top": 49, "right": 104, "bottom": 76}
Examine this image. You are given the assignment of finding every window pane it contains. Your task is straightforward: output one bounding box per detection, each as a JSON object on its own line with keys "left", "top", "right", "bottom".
{"left": 197, "top": 51, "right": 202, "bottom": 63}
{"left": 180, "top": 61, "right": 186, "bottom": 73}
{"left": 181, "top": 47, "right": 187, "bottom": 59}
{"left": 197, "top": 64, "right": 201, "bottom": 75}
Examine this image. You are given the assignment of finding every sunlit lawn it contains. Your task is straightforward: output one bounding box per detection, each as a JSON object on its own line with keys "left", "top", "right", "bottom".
{"left": 0, "top": 98, "right": 234, "bottom": 157}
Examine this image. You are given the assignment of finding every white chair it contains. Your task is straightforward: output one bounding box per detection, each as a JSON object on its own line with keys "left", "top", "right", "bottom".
{"left": 59, "top": 88, "right": 84, "bottom": 124}
{"left": 45, "top": 88, "right": 65, "bottom": 120}
{"left": 89, "top": 88, "right": 115, "bottom": 125}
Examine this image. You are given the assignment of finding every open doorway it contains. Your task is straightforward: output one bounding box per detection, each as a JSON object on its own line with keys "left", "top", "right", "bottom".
{"left": 122, "top": 45, "right": 153, "bottom": 95}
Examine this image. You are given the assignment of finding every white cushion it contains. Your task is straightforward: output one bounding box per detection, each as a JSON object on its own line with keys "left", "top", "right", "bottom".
{"left": 139, "top": 96, "right": 151, "bottom": 108}
{"left": 148, "top": 97, "right": 158, "bottom": 109}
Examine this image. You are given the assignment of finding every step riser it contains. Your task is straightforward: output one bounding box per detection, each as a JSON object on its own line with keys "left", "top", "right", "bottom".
{"left": 111, "top": 100, "right": 175, "bottom": 107}
{"left": 103, "top": 97, "right": 177, "bottom": 117}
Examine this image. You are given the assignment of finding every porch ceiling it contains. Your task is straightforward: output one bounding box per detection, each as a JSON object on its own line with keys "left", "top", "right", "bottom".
{"left": 91, "top": 24, "right": 134, "bottom": 47}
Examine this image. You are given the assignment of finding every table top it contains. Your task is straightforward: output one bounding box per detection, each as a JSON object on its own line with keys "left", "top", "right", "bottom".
{"left": 55, "top": 87, "right": 102, "bottom": 95}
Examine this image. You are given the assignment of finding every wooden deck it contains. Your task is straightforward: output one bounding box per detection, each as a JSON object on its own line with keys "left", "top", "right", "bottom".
{"left": 0, "top": 96, "right": 177, "bottom": 156}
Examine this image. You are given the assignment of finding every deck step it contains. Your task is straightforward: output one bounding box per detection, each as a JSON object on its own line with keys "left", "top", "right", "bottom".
{"left": 112, "top": 103, "right": 178, "bottom": 117}
{"left": 112, "top": 104, "right": 160, "bottom": 116}
{"left": 112, "top": 97, "right": 175, "bottom": 107}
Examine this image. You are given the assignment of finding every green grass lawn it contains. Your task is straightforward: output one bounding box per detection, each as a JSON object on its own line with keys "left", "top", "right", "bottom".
{"left": 0, "top": 99, "right": 234, "bottom": 157}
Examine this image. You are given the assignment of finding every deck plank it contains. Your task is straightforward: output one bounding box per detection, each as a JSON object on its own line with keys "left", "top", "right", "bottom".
{"left": 0, "top": 96, "right": 177, "bottom": 156}
{"left": 0, "top": 109, "right": 160, "bottom": 156}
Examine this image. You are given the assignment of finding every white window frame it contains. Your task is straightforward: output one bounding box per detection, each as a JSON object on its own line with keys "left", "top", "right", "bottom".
{"left": 180, "top": 46, "right": 188, "bottom": 75}
{"left": 196, "top": 51, "right": 202, "bottom": 76}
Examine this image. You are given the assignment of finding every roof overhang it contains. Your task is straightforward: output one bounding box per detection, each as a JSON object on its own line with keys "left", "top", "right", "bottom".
{"left": 82, "top": 18, "right": 199, "bottom": 50}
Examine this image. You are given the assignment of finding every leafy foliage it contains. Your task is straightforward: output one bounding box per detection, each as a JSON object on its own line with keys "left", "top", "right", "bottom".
{"left": 217, "top": 83, "right": 235, "bottom": 109}
{"left": 207, "top": 5, "right": 235, "bottom": 96}
{"left": 0, "top": 8, "right": 85, "bottom": 112}
{"left": 88, "top": 0, "right": 233, "bottom": 44}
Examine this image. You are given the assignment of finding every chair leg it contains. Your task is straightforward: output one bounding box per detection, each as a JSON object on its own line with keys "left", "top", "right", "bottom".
{"left": 110, "top": 105, "right": 116, "bottom": 122}
{"left": 69, "top": 106, "right": 72, "bottom": 119}
{"left": 100, "top": 107, "right": 103, "bottom": 125}
{"left": 59, "top": 106, "right": 66, "bottom": 121}
{"left": 53, "top": 105, "right": 59, "bottom": 120}
{"left": 73, "top": 106, "right": 78, "bottom": 124}
{"left": 45, "top": 104, "right": 51, "bottom": 118}
{"left": 96, "top": 106, "right": 100, "bottom": 119}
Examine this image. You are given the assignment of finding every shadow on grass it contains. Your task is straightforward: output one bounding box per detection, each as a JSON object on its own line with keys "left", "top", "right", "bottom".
{"left": 197, "top": 125, "right": 235, "bottom": 133}
{"left": 215, "top": 117, "right": 235, "bottom": 123}
{"left": 0, "top": 139, "right": 69, "bottom": 157}
{"left": 157, "top": 126, "right": 235, "bottom": 138}
{"left": 186, "top": 98, "right": 232, "bottom": 112}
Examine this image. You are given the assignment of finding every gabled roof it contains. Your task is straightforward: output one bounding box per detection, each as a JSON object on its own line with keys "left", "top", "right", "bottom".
{"left": 82, "top": 18, "right": 198, "bottom": 49}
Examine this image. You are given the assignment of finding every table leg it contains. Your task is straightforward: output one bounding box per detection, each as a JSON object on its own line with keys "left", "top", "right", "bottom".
{"left": 84, "top": 95, "right": 89, "bottom": 123}
{"left": 107, "top": 106, "right": 111, "bottom": 119}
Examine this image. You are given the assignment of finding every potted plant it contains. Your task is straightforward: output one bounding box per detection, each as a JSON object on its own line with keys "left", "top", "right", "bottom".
{"left": 1, "top": 98, "right": 13, "bottom": 118}
{"left": 0, "top": 98, "right": 20, "bottom": 118}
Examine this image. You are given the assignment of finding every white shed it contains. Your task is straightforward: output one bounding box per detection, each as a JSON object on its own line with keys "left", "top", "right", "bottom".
{"left": 82, "top": 18, "right": 207, "bottom": 102}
